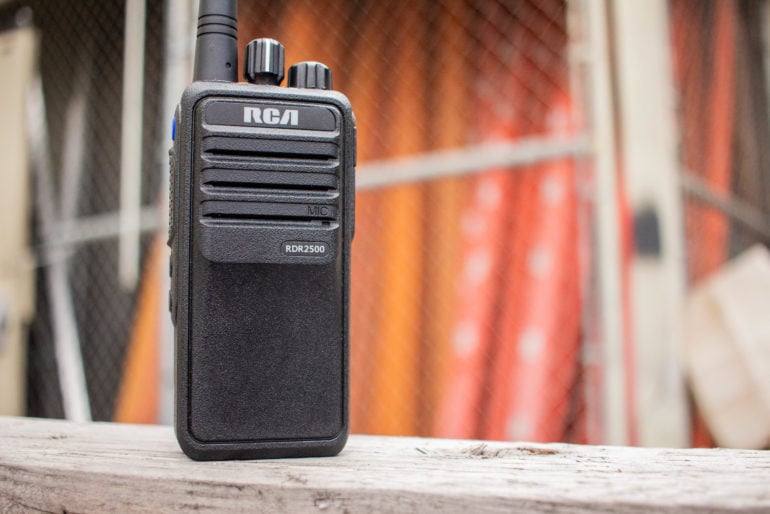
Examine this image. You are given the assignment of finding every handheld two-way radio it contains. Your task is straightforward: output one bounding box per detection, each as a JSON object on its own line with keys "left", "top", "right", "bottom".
{"left": 169, "top": 0, "right": 355, "bottom": 460}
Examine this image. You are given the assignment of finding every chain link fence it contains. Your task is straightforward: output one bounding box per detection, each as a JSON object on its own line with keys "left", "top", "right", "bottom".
{"left": 674, "top": 0, "right": 770, "bottom": 281}
{"left": 0, "top": 0, "right": 166, "bottom": 421}
{"left": 1, "top": 0, "right": 768, "bottom": 446}
{"left": 240, "top": 0, "right": 587, "bottom": 440}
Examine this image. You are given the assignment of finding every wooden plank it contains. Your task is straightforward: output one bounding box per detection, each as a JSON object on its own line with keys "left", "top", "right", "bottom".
{"left": 1, "top": 416, "right": 769, "bottom": 513}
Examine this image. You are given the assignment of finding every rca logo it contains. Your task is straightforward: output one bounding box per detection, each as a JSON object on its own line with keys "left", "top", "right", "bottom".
{"left": 243, "top": 106, "right": 299, "bottom": 126}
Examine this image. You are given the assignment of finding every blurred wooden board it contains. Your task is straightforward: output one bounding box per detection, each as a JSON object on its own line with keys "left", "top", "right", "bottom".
{"left": 0, "top": 27, "right": 37, "bottom": 416}
{"left": 683, "top": 245, "right": 770, "bottom": 449}
{"left": 1, "top": 416, "right": 769, "bottom": 513}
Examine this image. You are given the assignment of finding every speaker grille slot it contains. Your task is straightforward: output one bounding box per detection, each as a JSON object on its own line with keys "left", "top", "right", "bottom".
{"left": 203, "top": 136, "right": 338, "bottom": 160}
{"left": 202, "top": 169, "right": 338, "bottom": 192}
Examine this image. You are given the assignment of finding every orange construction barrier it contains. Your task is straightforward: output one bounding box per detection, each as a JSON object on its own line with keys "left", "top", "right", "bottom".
{"left": 114, "top": 236, "right": 164, "bottom": 424}
{"left": 417, "top": 0, "right": 470, "bottom": 436}
{"left": 346, "top": 2, "right": 392, "bottom": 434}
{"left": 366, "top": 2, "right": 429, "bottom": 436}
{"left": 483, "top": 92, "right": 582, "bottom": 442}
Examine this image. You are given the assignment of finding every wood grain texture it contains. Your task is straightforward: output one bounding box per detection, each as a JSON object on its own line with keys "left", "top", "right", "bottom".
{"left": 0, "top": 416, "right": 769, "bottom": 513}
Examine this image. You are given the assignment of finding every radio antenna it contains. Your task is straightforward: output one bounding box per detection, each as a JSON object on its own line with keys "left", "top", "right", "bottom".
{"left": 193, "top": 0, "right": 238, "bottom": 82}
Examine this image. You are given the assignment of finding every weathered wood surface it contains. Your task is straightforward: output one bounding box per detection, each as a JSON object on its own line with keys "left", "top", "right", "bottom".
{"left": 0, "top": 416, "right": 768, "bottom": 513}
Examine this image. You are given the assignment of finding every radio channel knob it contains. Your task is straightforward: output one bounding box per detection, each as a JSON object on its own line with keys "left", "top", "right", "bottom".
{"left": 244, "top": 38, "right": 285, "bottom": 85}
{"left": 288, "top": 61, "right": 332, "bottom": 90}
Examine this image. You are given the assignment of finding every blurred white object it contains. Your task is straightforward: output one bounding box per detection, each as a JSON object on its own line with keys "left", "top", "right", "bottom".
{"left": 612, "top": 0, "right": 689, "bottom": 447}
{"left": 683, "top": 245, "right": 770, "bottom": 449}
{"left": 118, "top": 0, "right": 147, "bottom": 289}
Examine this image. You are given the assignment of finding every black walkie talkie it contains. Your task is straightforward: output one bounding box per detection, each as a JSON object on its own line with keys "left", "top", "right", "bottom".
{"left": 169, "top": 0, "right": 355, "bottom": 460}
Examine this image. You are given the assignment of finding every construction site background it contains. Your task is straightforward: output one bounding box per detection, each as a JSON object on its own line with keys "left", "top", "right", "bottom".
{"left": 0, "top": 0, "right": 768, "bottom": 449}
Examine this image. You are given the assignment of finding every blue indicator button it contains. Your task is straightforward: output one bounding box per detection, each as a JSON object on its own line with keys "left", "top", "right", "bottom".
{"left": 171, "top": 117, "right": 176, "bottom": 141}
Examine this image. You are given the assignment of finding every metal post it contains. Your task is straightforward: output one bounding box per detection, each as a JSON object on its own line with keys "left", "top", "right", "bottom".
{"left": 582, "top": 0, "right": 628, "bottom": 446}
{"left": 119, "top": 0, "right": 148, "bottom": 289}
{"left": 612, "top": 0, "right": 690, "bottom": 447}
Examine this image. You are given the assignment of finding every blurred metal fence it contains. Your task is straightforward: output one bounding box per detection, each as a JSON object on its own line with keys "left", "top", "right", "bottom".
{"left": 238, "top": 0, "right": 595, "bottom": 440}
{"left": 0, "top": 0, "right": 167, "bottom": 421}
{"left": 1, "top": 0, "right": 768, "bottom": 447}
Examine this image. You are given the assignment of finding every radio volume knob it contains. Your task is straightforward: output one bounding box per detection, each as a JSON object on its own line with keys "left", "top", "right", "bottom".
{"left": 288, "top": 62, "right": 332, "bottom": 90}
{"left": 244, "top": 38, "right": 285, "bottom": 85}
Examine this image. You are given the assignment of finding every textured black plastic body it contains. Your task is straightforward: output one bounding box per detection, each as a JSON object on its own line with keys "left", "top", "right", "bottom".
{"left": 170, "top": 81, "right": 355, "bottom": 460}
